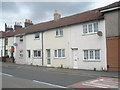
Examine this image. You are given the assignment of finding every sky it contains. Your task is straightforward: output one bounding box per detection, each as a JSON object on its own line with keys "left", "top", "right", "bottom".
{"left": 0, "top": 0, "right": 119, "bottom": 31}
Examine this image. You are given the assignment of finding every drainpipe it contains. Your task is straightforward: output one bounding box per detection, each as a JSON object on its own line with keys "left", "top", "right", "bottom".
{"left": 42, "top": 32, "right": 44, "bottom": 66}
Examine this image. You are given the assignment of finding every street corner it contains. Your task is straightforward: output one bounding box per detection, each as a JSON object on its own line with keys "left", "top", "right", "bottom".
{"left": 67, "top": 77, "right": 120, "bottom": 89}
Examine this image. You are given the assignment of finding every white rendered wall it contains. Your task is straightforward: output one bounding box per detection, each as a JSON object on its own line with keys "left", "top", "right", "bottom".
{"left": 26, "top": 33, "right": 42, "bottom": 66}
{"left": 69, "top": 20, "right": 107, "bottom": 70}
{"left": 43, "top": 28, "right": 71, "bottom": 68}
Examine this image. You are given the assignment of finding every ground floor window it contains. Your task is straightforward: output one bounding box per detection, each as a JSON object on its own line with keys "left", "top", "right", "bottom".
{"left": 54, "top": 49, "right": 65, "bottom": 58}
{"left": 84, "top": 49, "right": 100, "bottom": 60}
{"left": 33, "top": 50, "right": 42, "bottom": 58}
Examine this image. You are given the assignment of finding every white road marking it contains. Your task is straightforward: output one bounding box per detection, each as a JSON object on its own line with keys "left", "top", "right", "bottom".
{"left": 0, "top": 73, "right": 13, "bottom": 77}
{"left": 33, "top": 80, "right": 67, "bottom": 88}
{"left": 82, "top": 78, "right": 119, "bottom": 88}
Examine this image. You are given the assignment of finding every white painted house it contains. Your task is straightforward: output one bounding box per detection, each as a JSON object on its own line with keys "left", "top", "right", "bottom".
{"left": 26, "top": 32, "right": 43, "bottom": 66}
{"left": 69, "top": 20, "right": 107, "bottom": 70}
{"left": 2, "top": 1, "right": 119, "bottom": 71}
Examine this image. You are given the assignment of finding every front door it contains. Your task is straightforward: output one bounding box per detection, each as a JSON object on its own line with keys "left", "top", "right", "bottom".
{"left": 72, "top": 49, "right": 78, "bottom": 69}
{"left": 46, "top": 49, "right": 51, "bottom": 66}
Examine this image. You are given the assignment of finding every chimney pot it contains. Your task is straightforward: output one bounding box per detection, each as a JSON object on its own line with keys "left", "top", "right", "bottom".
{"left": 54, "top": 10, "right": 61, "bottom": 21}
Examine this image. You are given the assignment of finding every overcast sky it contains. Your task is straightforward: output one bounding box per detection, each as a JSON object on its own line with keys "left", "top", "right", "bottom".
{"left": 0, "top": 0, "right": 119, "bottom": 31}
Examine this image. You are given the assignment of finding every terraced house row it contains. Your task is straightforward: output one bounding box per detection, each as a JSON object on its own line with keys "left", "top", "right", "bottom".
{"left": 0, "top": 1, "right": 120, "bottom": 71}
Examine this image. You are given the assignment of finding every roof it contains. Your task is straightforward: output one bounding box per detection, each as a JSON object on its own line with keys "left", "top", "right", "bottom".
{"left": 0, "top": 31, "right": 5, "bottom": 38}
{"left": 1, "top": 1, "right": 120, "bottom": 38}
{"left": 99, "top": 1, "right": 120, "bottom": 10}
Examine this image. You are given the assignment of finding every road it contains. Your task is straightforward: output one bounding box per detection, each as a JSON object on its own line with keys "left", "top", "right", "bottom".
{"left": 1, "top": 62, "right": 119, "bottom": 89}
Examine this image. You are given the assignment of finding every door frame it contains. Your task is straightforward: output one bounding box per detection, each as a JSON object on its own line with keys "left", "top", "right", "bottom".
{"left": 46, "top": 49, "right": 51, "bottom": 66}
{"left": 72, "top": 48, "right": 79, "bottom": 69}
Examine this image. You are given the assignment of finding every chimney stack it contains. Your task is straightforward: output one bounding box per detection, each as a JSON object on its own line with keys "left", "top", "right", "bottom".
{"left": 24, "top": 19, "right": 33, "bottom": 27}
{"left": 5, "top": 23, "right": 13, "bottom": 31}
{"left": 54, "top": 10, "right": 61, "bottom": 21}
{"left": 14, "top": 22, "right": 22, "bottom": 30}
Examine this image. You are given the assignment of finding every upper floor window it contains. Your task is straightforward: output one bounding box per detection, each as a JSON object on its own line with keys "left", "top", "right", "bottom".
{"left": 35, "top": 33, "right": 40, "bottom": 39}
{"left": 56, "top": 28, "right": 63, "bottom": 37}
{"left": 19, "top": 36, "right": 23, "bottom": 42}
{"left": 83, "top": 22, "right": 98, "bottom": 34}
{"left": 94, "top": 22, "right": 98, "bottom": 32}
{"left": 84, "top": 49, "right": 100, "bottom": 60}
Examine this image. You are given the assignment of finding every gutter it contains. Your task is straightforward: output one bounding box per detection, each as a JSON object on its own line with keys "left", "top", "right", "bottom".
{"left": 100, "top": 6, "right": 120, "bottom": 13}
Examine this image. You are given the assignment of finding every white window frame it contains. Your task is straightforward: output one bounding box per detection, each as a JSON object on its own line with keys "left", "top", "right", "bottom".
{"left": 54, "top": 49, "right": 65, "bottom": 58}
{"left": 83, "top": 49, "right": 100, "bottom": 61}
{"left": 56, "top": 28, "right": 63, "bottom": 37}
{"left": 83, "top": 22, "right": 99, "bottom": 35}
{"left": 34, "top": 32, "right": 40, "bottom": 39}
{"left": 33, "top": 50, "right": 42, "bottom": 58}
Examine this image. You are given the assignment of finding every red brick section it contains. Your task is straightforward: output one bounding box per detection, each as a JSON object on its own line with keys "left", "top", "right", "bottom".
{"left": 106, "top": 36, "right": 120, "bottom": 71}
{"left": 68, "top": 77, "right": 119, "bottom": 89}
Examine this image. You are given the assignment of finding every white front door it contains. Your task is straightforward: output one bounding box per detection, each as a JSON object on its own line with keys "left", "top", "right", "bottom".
{"left": 46, "top": 49, "right": 51, "bottom": 66}
{"left": 72, "top": 49, "right": 78, "bottom": 69}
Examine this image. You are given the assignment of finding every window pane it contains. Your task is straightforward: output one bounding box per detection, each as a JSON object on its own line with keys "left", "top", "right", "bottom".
{"left": 83, "top": 24, "right": 87, "bottom": 33}
{"left": 35, "top": 33, "right": 39, "bottom": 38}
{"left": 47, "top": 49, "right": 50, "bottom": 57}
{"left": 95, "top": 50, "right": 100, "bottom": 59}
{"left": 94, "top": 22, "right": 98, "bottom": 32}
{"left": 84, "top": 50, "right": 88, "bottom": 59}
{"left": 55, "top": 50, "right": 57, "bottom": 57}
{"left": 88, "top": 24, "right": 92, "bottom": 33}
{"left": 58, "top": 49, "right": 61, "bottom": 57}
{"left": 38, "top": 51, "right": 41, "bottom": 57}
{"left": 90, "top": 51, "right": 94, "bottom": 59}
{"left": 47, "top": 59, "right": 51, "bottom": 64}
{"left": 56, "top": 30, "right": 58, "bottom": 36}
{"left": 60, "top": 29, "right": 63, "bottom": 36}
{"left": 34, "top": 50, "right": 37, "bottom": 57}
{"left": 62, "top": 49, "right": 65, "bottom": 57}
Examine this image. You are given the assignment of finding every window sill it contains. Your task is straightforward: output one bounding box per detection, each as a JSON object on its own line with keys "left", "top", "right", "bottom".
{"left": 55, "top": 36, "right": 63, "bottom": 38}
{"left": 33, "top": 57, "right": 42, "bottom": 59}
{"left": 83, "top": 60, "right": 101, "bottom": 62}
{"left": 82, "top": 32, "right": 97, "bottom": 36}
{"left": 54, "top": 57, "right": 66, "bottom": 59}
{"left": 34, "top": 38, "right": 40, "bottom": 40}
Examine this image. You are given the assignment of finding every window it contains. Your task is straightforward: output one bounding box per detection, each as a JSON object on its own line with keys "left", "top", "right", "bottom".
{"left": 19, "top": 36, "right": 23, "bottom": 42}
{"left": 54, "top": 49, "right": 65, "bottom": 58}
{"left": 88, "top": 24, "right": 92, "bottom": 33}
{"left": 19, "top": 50, "right": 23, "bottom": 57}
{"left": 35, "top": 33, "right": 40, "bottom": 39}
{"left": 94, "top": 22, "right": 98, "bottom": 32}
{"left": 83, "top": 22, "right": 99, "bottom": 34}
{"left": 95, "top": 50, "right": 100, "bottom": 59}
{"left": 84, "top": 50, "right": 100, "bottom": 60}
{"left": 56, "top": 28, "right": 63, "bottom": 37}
{"left": 84, "top": 50, "right": 88, "bottom": 59}
{"left": 33, "top": 50, "right": 41, "bottom": 58}
{"left": 83, "top": 24, "right": 87, "bottom": 34}
{"left": 89, "top": 50, "right": 94, "bottom": 59}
